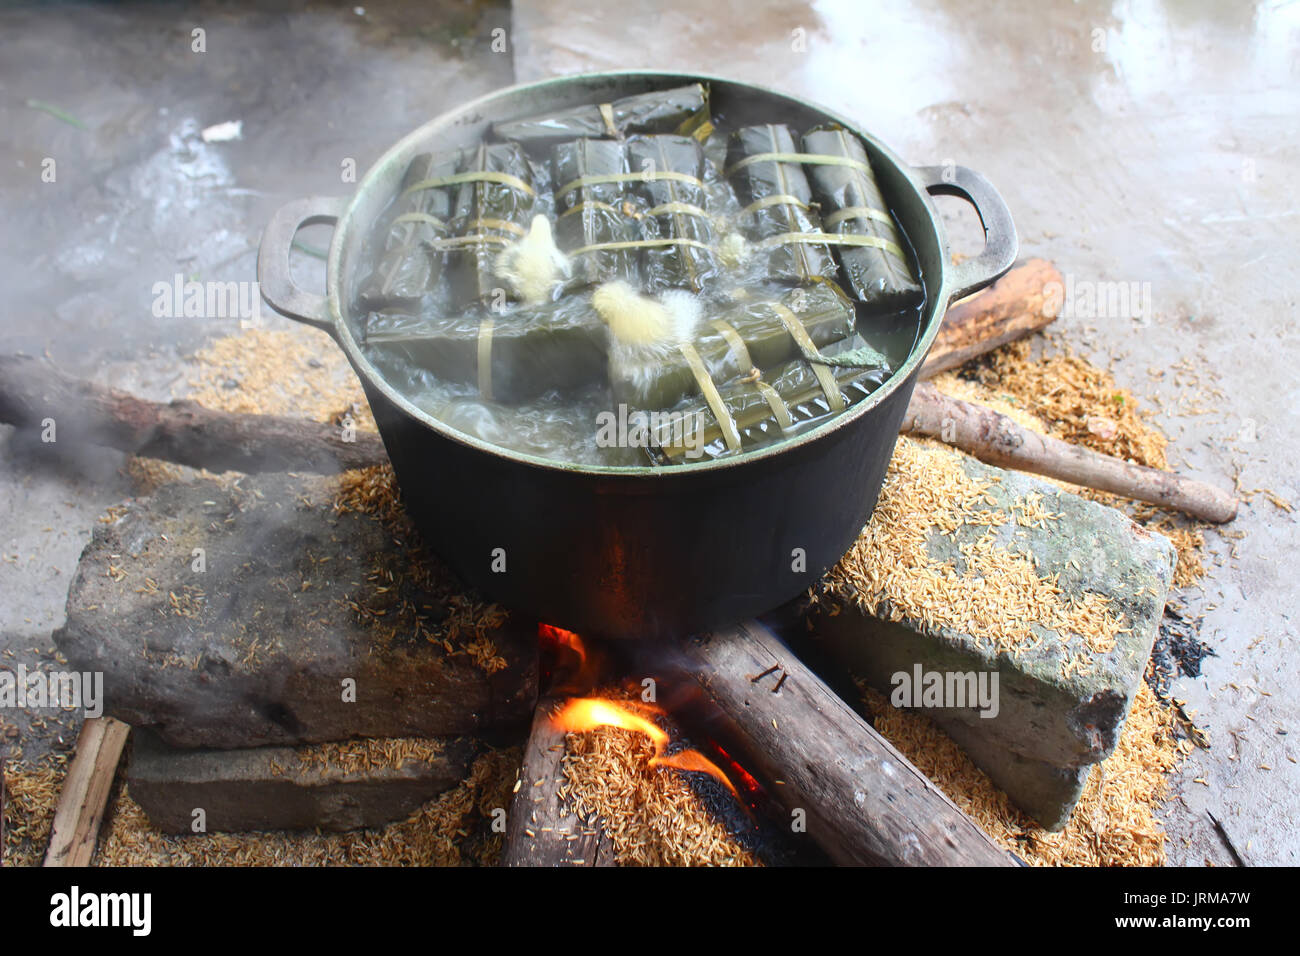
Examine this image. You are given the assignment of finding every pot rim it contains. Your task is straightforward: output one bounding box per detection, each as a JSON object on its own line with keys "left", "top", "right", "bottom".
{"left": 327, "top": 70, "right": 956, "bottom": 478}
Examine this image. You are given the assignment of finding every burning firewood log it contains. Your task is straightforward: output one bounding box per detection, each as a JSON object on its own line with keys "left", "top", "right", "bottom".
{"left": 502, "top": 697, "right": 617, "bottom": 867}
{"left": 504, "top": 627, "right": 783, "bottom": 867}
{"left": 520, "top": 622, "right": 1016, "bottom": 866}
{"left": 662, "top": 621, "right": 1017, "bottom": 866}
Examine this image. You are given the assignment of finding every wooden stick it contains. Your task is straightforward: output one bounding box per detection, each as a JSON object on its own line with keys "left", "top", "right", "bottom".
{"left": 1207, "top": 809, "right": 1247, "bottom": 867}
{"left": 43, "top": 717, "right": 131, "bottom": 867}
{"left": 669, "top": 621, "right": 1016, "bottom": 867}
{"left": 902, "top": 382, "right": 1238, "bottom": 522}
{"left": 502, "top": 698, "right": 615, "bottom": 867}
{"left": 0, "top": 355, "right": 384, "bottom": 475}
{"left": 912, "top": 259, "right": 1239, "bottom": 521}
{"left": 921, "top": 258, "right": 1062, "bottom": 379}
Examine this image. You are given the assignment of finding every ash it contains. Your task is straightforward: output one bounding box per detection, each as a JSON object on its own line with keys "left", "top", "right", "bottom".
{"left": 1146, "top": 602, "right": 1215, "bottom": 700}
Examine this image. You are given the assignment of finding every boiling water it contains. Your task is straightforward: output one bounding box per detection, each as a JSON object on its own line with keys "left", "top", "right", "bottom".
{"left": 356, "top": 126, "right": 926, "bottom": 468}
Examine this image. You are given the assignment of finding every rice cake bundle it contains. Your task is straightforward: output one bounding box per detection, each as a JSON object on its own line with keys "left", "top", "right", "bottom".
{"left": 493, "top": 83, "right": 712, "bottom": 147}
{"left": 652, "top": 337, "right": 892, "bottom": 462}
{"left": 443, "top": 142, "right": 538, "bottom": 308}
{"left": 358, "top": 150, "right": 461, "bottom": 311}
{"left": 610, "top": 283, "right": 856, "bottom": 411}
{"left": 625, "top": 135, "right": 719, "bottom": 294}
{"left": 801, "top": 125, "right": 921, "bottom": 311}
{"left": 355, "top": 88, "right": 930, "bottom": 468}
{"left": 725, "top": 125, "right": 838, "bottom": 286}
{"left": 364, "top": 296, "right": 608, "bottom": 404}
{"left": 552, "top": 139, "right": 638, "bottom": 287}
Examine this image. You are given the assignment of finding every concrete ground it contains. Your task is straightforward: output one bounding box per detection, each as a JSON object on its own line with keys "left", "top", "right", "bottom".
{"left": 2, "top": 0, "right": 1296, "bottom": 864}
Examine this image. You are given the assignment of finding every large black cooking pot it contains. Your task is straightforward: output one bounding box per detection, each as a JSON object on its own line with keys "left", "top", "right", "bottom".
{"left": 258, "top": 71, "right": 1017, "bottom": 641}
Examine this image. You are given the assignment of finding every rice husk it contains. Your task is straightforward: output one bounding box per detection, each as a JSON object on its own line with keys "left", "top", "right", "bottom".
{"left": 822, "top": 331, "right": 1210, "bottom": 865}
{"left": 1, "top": 759, "right": 66, "bottom": 867}
{"left": 288, "top": 737, "right": 449, "bottom": 776}
{"left": 558, "top": 691, "right": 758, "bottom": 867}
{"left": 861, "top": 679, "right": 1184, "bottom": 866}
{"left": 967, "top": 338, "right": 1168, "bottom": 468}
{"left": 333, "top": 464, "right": 510, "bottom": 674}
{"left": 187, "top": 327, "right": 376, "bottom": 431}
{"left": 940, "top": 338, "right": 1210, "bottom": 589}
{"left": 823, "top": 436, "right": 1126, "bottom": 666}
{"left": 121, "top": 323, "right": 376, "bottom": 494}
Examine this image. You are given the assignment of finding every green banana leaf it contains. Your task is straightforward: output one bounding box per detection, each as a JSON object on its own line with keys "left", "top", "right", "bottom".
{"left": 358, "top": 150, "right": 460, "bottom": 311}
{"left": 801, "top": 125, "right": 922, "bottom": 311}
{"left": 726, "top": 124, "right": 838, "bottom": 285}
{"left": 625, "top": 134, "right": 718, "bottom": 294}
{"left": 493, "top": 84, "right": 711, "bottom": 147}
{"left": 651, "top": 336, "right": 892, "bottom": 462}
{"left": 444, "top": 142, "right": 538, "bottom": 308}
{"left": 363, "top": 296, "right": 609, "bottom": 404}
{"left": 552, "top": 138, "right": 638, "bottom": 287}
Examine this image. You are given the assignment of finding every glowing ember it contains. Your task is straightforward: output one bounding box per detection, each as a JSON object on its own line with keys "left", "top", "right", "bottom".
{"left": 550, "top": 697, "right": 740, "bottom": 800}
{"left": 710, "top": 742, "right": 764, "bottom": 801}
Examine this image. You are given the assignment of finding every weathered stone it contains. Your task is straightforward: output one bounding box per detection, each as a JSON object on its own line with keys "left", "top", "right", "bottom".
{"left": 55, "top": 473, "right": 537, "bottom": 749}
{"left": 939, "top": 720, "right": 1091, "bottom": 832}
{"left": 127, "top": 730, "right": 476, "bottom": 833}
{"left": 817, "top": 455, "right": 1175, "bottom": 829}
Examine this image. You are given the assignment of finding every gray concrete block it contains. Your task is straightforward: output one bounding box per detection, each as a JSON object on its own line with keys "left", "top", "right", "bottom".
{"left": 940, "top": 720, "right": 1091, "bottom": 833}
{"left": 818, "top": 455, "right": 1175, "bottom": 829}
{"left": 55, "top": 473, "right": 537, "bottom": 749}
{"left": 127, "top": 730, "right": 477, "bottom": 834}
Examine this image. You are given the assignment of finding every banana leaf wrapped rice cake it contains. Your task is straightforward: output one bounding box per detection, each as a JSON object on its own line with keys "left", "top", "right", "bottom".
{"left": 651, "top": 335, "right": 891, "bottom": 462}
{"left": 363, "top": 296, "right": 608, "bottom": 404}
{"left": 801, "top": 125, "right": 921, "bottom": 311}
{"left": 725, "top": 125, "right": 838, "bottom": 285}
{"left": 443, "top": 142, "right": 538, "bottom": 308}
{"left": 493, "top": 83, "right": 712, "bottom": 147}
{"left": 552, "top": 138, "right": 638, "bottom": 288}
{"left": 358, "top": 150, "right": 460, "bottom": 311}
{"left": 609, "top": 282, "right": 856, "bottom": 410}
{"left": 625, "top": 134, "right": 719, "bottom": 294}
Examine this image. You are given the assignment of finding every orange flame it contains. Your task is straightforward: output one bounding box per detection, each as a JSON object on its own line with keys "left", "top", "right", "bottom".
{"left": 538, "top": 624, "right": 600, "bottom": 693}
{"left": 539, "top": 624, "right": 586, "bottom": 666}
{"left": 551, "top": 697, "right": 740, "bottom": 800}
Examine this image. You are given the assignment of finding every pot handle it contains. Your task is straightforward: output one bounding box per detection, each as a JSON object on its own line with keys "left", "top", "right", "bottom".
{"left": 915, "top": 165, "right": 1019, "bottom": 303}
{"left": 257, "top": 196, "right": 347, "bottom": 335}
